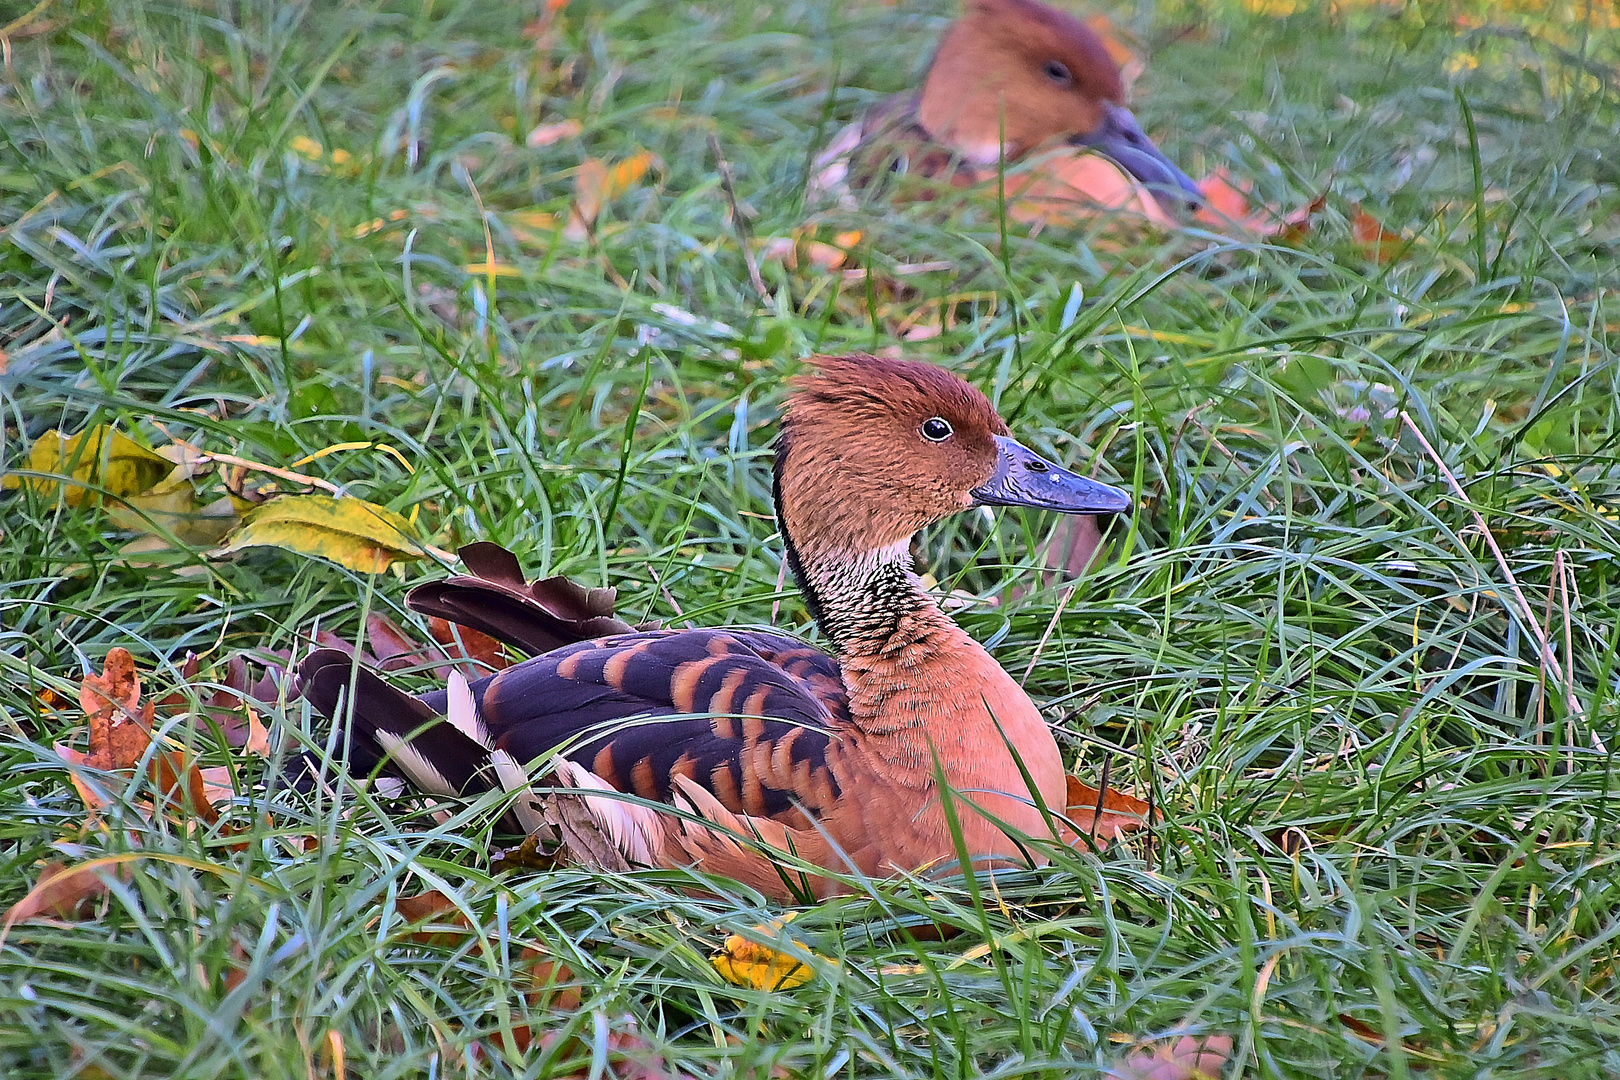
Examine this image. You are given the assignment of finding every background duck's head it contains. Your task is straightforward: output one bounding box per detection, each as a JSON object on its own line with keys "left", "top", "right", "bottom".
{"left": 917, "top": 0, "right": 1200, "bottom": 201}
{"left": 774, "top": 355, "right": 1131, "bottom": 565}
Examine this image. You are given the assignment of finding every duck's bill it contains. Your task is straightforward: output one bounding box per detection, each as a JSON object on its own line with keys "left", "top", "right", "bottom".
{"left": 1075, "top": 104, "right": 1201, "bottom": 204}
{"left": 971, "top": 436, "right": 1133, "bottom": 515}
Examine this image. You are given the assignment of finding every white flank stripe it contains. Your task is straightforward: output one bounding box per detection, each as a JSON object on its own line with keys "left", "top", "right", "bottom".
{"left": 490, "top": 749, "right": 548, "bottom": 835}
{"left": 373, "top": 730, "right": 455, "bottom": 796}
{"left": 444, "top": 670, "right": 494, "bottom": 749}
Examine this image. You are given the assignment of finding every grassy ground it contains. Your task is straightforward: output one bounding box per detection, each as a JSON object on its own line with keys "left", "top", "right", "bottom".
{"left": 3, "top": 0, "right": 1619, "bottom": 1076}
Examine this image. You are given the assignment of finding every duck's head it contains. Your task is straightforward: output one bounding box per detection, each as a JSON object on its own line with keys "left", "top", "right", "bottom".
{"left": 916, "top": 0, "right": 1199, "bottom": 202}
{"left": 774, "top": 355, "right": 1131, "bottom": 569}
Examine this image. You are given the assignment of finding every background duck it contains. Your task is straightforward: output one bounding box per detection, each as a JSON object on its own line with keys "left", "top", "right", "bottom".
{"left": 809, "top": 0, "right": 1199, "bottom": 213}
{"left": 299, "top": 356, "right": 1132, "bottom": 900}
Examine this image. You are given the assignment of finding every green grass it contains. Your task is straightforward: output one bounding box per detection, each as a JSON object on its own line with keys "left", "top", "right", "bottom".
{"left": 3, "top": 0, "right": 1619, "bottom": 1076}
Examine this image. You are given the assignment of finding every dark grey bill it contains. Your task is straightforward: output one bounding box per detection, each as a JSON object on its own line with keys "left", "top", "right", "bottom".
{"left": 1073, "top": 104, "right": 1201, "bottom": 205}
{"left": 971, "top": 436, "right": 1133, "bottom": 515}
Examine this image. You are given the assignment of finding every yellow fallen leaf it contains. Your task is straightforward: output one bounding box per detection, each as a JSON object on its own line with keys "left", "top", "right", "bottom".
{"left": 108, "top": 490, "right": 242, "bottom": 548}
{"left": 604, "top": 150, "right": 656, "bottom": 201}
{"left": 567, "top": 151, "right": 659, "bottom": 240}
{"left": 214, "top": 494, "right": 432, "bottom": 574}
{"left": 711, "top": 912, "right": 827, "bottom": 991}
{"left": 463, "top": 260, "right": 525, "bottom": 278}
{"left": 4, "top": 426, "right": 174, "bottom": 507}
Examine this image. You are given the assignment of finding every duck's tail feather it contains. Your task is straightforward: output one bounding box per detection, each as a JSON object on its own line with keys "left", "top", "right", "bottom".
{"left": 294, "top": 647, "right": 493, "bottom": 799}
{"left": 406, "top": 541, "right": 637, "bottom": 658}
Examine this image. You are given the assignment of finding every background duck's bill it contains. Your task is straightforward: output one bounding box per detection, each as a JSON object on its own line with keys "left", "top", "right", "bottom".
{"left": 1074, "top": 104, "right": 1201, "bottom": 202}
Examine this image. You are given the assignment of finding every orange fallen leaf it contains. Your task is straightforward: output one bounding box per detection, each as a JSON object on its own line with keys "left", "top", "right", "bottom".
{"left": 1062, "top": 773, "right": 1156, "bottom": 846}
{"left": 62, "top": 648, "right": 224, "bottom": 827}
{"left": 1006, "top": 153, "right": 1177, "bottom": 229}
{"left": 1351, "top": 205, "right": 1406, "bottom": 264}
{"left": 1195, "top": 168, "right": 1327, "bottom": 239}
{"left": 428, "top": 616, "right": 512, "bottom": 674}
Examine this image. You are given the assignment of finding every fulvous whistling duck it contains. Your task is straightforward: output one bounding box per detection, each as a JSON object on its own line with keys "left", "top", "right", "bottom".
{"left": 809, "top": 0, "right": 1199, "bottom": 212}
{"left": 298, "top": 356, "right": 1132, "bottom": 900}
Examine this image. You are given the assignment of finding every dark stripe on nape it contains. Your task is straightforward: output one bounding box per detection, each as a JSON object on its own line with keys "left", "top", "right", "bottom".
{"left": 772, "top": 431, "right": 830, "bottom": 634}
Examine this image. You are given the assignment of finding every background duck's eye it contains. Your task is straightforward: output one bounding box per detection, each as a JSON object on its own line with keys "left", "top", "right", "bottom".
{"left": 920, "top": 417, "right": 954, "bottom": 441}
{"left": 1043, "top": 60, "right": 1072, "bottom": 86}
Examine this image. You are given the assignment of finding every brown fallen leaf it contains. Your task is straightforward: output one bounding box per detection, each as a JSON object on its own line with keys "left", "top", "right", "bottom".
{"left": 1108, "top": 1034, "right": 1233, "bottom": 1080}
{"left": 60, "top": 647, "right": 224, "bottom": 827}
{"left": 1062, "top": 773, "right": 1156, "bottom": 848}
{"left": 154, "top": 651, "right": 283, "bottom": 750}
{"left": 4, "top": 860, "right": 119, "bottom": 924}
{"left": 1351, "top": 206, "right": 1407, "bottom": 264}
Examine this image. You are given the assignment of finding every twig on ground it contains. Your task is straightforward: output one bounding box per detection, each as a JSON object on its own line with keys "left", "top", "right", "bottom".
{"left": 708, "top": 133, "right": 772, "bottom": 307}
{"left": 1400, "top": 411, "right": 1603, "bottom": 752}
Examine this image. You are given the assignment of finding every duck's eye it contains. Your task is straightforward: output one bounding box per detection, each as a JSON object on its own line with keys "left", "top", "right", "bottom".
{"left": 1043, "top": 60, "right": 1072, "bottom": 86}
{"left": 920, "top": 417, "right": 954, "bottom": 441}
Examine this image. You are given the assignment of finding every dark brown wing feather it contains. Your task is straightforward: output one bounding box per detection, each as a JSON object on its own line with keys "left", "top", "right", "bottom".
{"left": 406, "top": 542, "right": 637, "bottom": 657}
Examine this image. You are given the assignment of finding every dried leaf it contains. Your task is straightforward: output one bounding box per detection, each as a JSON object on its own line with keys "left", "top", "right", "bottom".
{"left": 567, "top": 151, "right": 658, "bottom": 239}
{"left": 79, "top": 646, "right": 152, "bottom": 773}
{"left": 215, "top": 494, "right": 432, "bottom": 573}
{"left": 526, "top": 118, "right": 583, "bottom": 148}
{"left": 1062, "top": 774, "right": 1156, "bottom": 846}
{"left": 1194, "top": 169, "right": 1327, "bottom": 239}
{"left": 757, "top": 233, "right": 857, "bottom": 272}
{"left": 568, "top": 157, "right": 610, "bottom": 238}
{"left": 64, "top": 648, "right": 225, "bottom": 827}
{"left": 242, "top": 709, "right": 271, "bottom": 757}
{"left": 4, "top": 426, "right": 174, "bottom": 507}
{"left": 711, "top": 913, "right": 825, "bottom": 991}
{"left": 1352, "top": 206, "right": 1406, "bottom": 263}
{"left": 428, "top": 616, "right": 512, "bottom": 673}
{"left": 605, "top": 151, "right": 656, "bottom": 200}
{"left": 462, "top": 260, "right": 525, "bottom": 278}
{"left": 4, "top": 861, "right": 116, "bottom": 924}
{"left": 108, "top": 490, "right": 242, "bottom": 548}
{"left": 1108, "top": 1034, "right": 1233, "bottom": 1080}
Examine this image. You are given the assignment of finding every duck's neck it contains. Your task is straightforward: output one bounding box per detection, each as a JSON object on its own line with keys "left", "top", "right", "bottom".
{"left": 771, "top": 443, "right": 972, "bottom": 663}
{"left": 787, "top": 538, "right": 947, "bottom": 655}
